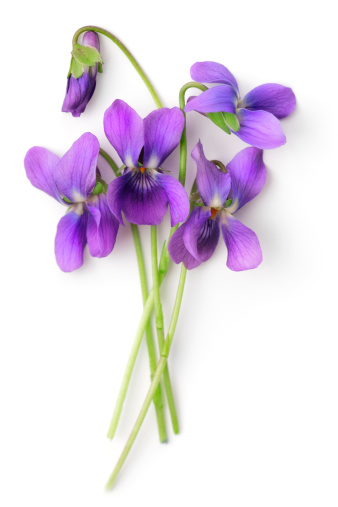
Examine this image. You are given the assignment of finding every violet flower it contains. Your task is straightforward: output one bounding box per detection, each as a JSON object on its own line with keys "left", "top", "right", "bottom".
{"left": 104, "top": 100, "right": 190, "bottom": 226}
{"left": 185, "top": 61, "right": 296, "bottom": 149}
{"left": 168, "top": 141, "right": 266, "bottom": 271}
{"left": 62, "top": 31, "right": 102, "bottom": 117}
{"left": 24, "top": 133, "right": 119, "bottom": 272}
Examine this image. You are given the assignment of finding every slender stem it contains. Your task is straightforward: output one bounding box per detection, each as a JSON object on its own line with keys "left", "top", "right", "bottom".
{"left": 99, "top": 148, "right": 119, "bottom": 175}
{"left": 72, "top": 26, "right": 163, "bottom": 108}
{"left": 106, "top": 266, "right": 187, "bottom": 490}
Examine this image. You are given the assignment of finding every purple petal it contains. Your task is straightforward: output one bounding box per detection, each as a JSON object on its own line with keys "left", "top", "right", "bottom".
{"left": 143, "top": 107, "right": 184, "bottom": 169}
{"left": 220, "top": 213, "right": 262, "bottom": 271}
{"left": 24, "top": 147, "right": 62, "bottom": 202}
{"left": 190, "top": 61, "right": 239, "bottom": 91}
{"left": 55, "top": 208, "right": 88, "bottom": 272}
{"left": 107, "top": 170, "right": 169, "bottom": 226}
{"left": 62, "top": 71, "right": 97, "bottom": 118}
{"left": 168, "top": 222, "right": 201, "bottom": 270}
{"left": 191, "top": 140, "right": 231, "bottom": 207}
{"left": 54, "top": 133, "right": 99, "bottom": 202}
{"left": 155, "top": 173, "right": 190, "bottom": 226}
{"left": 87, "top": 193, "right": 119, "bottom": 257}
{"left": 235, "top": 109, "right": 286, "bottom": 149}
{"left": 104, "top": 99, "right": 143, "bottom": 168}
{"left": 183, "top": 207, "right": 220, "bottom": 262}
{"left": 226, "top": 147, "right": 266, "bottom": 212}
{"left": 242, "top": 84, "right": 296, "bottom": 120}
{"left": 184, "top": 85, "right": 237, "bottom": 114}
{"left": 82, "top": 31, "right": 100, "bottom": 51}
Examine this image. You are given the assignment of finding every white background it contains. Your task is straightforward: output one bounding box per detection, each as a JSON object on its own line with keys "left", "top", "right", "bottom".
{"left": 1, "top": 1, "right": 337, "bottom": 505}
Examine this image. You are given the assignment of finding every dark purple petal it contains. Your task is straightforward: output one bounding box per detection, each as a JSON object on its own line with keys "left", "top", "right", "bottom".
{"left": 242, "top": 84, "right": 296, "bottom": 119}
{"left": 191, "top": 140, "right": 231, "bottom": 207}
{"left": 155, "top": 173, "right": 189, "bottom": 226}
{"left": 168, "top": 222, "right": 201, "bottom": 270}
{"left": 82, "top": 31, "right": 100, "bottom": 51}
{"left": 143, "top": 107, "right": 184, "bottom": 169}
{"left": 226, "top": 147, "right": 266, "bottom": 212}
{"left": 190, "top": 61, "right": 239, "bottom": 91}
{"left": 107, "top": 170, "right": 169, "bottom": 226}
{"left": 183, "top": 207, "right": 220, "bottom": 262}
{"left": 184, "top": 85, "right": 237, "bottom": 114}
{"left": 235, "top": 109, "right": 286, "bottom": 149}
{"left": 221, "top": 213, "right": 262, "bottom": 271}
{"left": 87, "top": 193, "right": 119, "bottom": 258}
{"left": 104, "top": 99, "right": 143, "bottom": 168}
{"left": 24, "top": 147, "right": 62, "bottom": 202}
{"left": 62, "top": 70, "right": 97, "bottom": 118}
{"left": 54, "top": 208, "right": 88, "bottom": 272}
{"left": 54, "top": 133, "right": 99, "bottom": 202}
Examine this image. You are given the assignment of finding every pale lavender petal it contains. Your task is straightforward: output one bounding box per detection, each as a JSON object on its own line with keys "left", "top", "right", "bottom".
{"left": 184, "top": 85, "right": 237, "bottom": 114}
{"left": 155, "top": 173, "right": 189, "bottom": 226}
{"left": 143, "top": 108, "right": 184, "bottom": 169}
{"left": 168, "top": 222, "right": 201, "bottom": 270}
{"left": 221, "top": 213, "right": 262, "bottom": 271}
{"left": 87, "top": 193, "right": 119, "bottom": 257}
{"left": 104, "top": 99, "right": 143, "bottom": 168}
{"left": 242, "top": 84, "right": 296, "bottom": 119}
{"left": 55, "top": 208, "right": 88, "bottom": 272}
{"left": 190, "top": 61, "right": 239, "bottom": 90}
{"left": 191, "top": 140, "right": 231, "bottom": 207}
{"left": 24, "top": 147, "right": 62, "bottom": 202}
{"left": 183, "top": 207, "right": 220, "bottom": 262}
{"left": 82, "top": 31, "right": 100, "bottom": 51}
{"left": 226, "top": 147, "right": 266, "bottom": 212}
{"left": 54, "top": 133, "right": 99, "bottom": 202}
{"left": 235, "top": 109, "right": 286, "bottom": 149}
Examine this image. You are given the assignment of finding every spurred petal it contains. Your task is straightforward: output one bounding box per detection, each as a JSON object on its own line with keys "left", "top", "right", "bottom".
{"left": 104, "top": 99, "right": 143, "bottom": 168}
{"left": 168, "top": 222, "right": 201, "bottom": 270}
{"left": 221, "top": 213, "right": 262, "bottom": 271}
{"left": 235, "top": 109, "right": 286, "bottom": 149}
{"left": 242, "top": 84, "right": 296, "bottom": 119}
{"left": 143, "top": 108, "right": 184, "bottom": 169}
{"left": 24, "top": 147, "right": 61, "bottom": 202}
{"left": 190, "top": 61, "right": 239, "bottom": 91}
{"left": 183, "top": 207, "right": 220, "bottom": 262}
{"left": 191, "top": 140, "right": 231, "bottom": 207}
{"left": 155, "top": 173, "right": 189, "bottom": 226}
{"left": 226, "top": 147, "right": 266, "bottom": 212}
{"left": 54, "top": 133, "right": 99, "bottom": 202}
{"left": 55, "top": 208, "right": 88, "bottom": 272}
{"left": 82, "top": 31, "right": 100, "bottom": 51}
{"left": 107, "top": 170, "right": 169, "bottom": 226}
{"left": 87, "top": 193, "right": 119, "bottom": 258}
{"left": 184, "top": 85, "right": 237, "bottom": 114}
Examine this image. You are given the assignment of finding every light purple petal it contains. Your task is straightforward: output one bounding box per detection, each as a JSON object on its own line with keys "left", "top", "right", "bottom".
{"left": 190, "top": 61, "right": 239, "bottom": 91}
{"left": 104, "top": 99, "right": 143, "bottom": 168}
{"left": 55, "top": 208, "right": 88, "bottom": 272}
{"left": 183, "top": 207, "right": 220, "bottom": 262}
{"left": 87, "top": 193, "right": 119, "bottom": 257}
{"left": 168, "top": 222, "right": 201, "bottom": 270}
{"left": 107, "top": 170, "right": 169, "bottom": 226}
{"left": 235, "top": 109, "right": 286, "bottom": 149}
{"left": 184, "top": 85, "right": 237, "bottom": 114}
{"left": 82, "top": 31, "right": 100, "bottom": 51}
{"left": 226, "top": 147, "right": 266, "bottom": 212}
{"left": 221, "top": 213, "right": 262, "bottom": 271}
{"left": 191, "top": 140, "right": 231, "bottom": 207}
{"left": 242, "top": 84, "right": 296, "bottom": 120}
{"left": 155, "top": 173, "right": 189, "bottom": 226}
{"left": 143, "top": 107, "right": 184, "bottom": 169}
{"left": 24, "top": 147, "right": 62, "bottom": 202}
{"left": 54, "top": 133, "right": 99, "bottom": 202}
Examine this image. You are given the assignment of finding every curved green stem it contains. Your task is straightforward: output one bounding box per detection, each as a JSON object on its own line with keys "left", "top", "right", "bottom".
{"left": 72, "top": 26, "right": 162, "bottom": 108}
{"left": 99, "top": 148, "right": 119, "bottom": 175}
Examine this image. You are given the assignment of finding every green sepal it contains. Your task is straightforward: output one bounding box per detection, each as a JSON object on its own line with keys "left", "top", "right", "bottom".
{"left": 224, "top": 199, "right": 233, "bottom": 208}
{"left": 98, "top": 62, "right": 103, "bottom": 73}
{"left": 206, "top": 112, "right": 231, "bottom": 135}
{"left": 70, "top": 57, "right": 85, "bottom": 79}
{"left": 92, "top": 181, "right": 104, "bottom": 196}
{"left": 223, "top": 112, "right": 240, "bottom": 132}
{"left": 194, "top": 202, "right": 204, "bottom": 207}
{"left": 72, "top": 43, "right": 103, "bottom": 67}
{"left": 63, "top": 196, "right": 73, "bottom": 204}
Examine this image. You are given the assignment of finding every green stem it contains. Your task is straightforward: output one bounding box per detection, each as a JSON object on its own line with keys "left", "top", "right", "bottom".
{"left": 99, "top": 148, "right": 119, "bottom": 175}
{"left": 106, "top": 266, "right": 187, "bottom": 490}
{"left": 72, "top": 26, "right": 163, "bottom": 108}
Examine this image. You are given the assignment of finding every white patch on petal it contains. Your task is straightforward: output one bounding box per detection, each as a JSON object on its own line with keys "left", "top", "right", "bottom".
{"left": 210, "top": 193, "right": 223, "bottom": 208}
{"left": 125, "top": 155, "right": 135, "bottom": 168}
{"left": 71, "top": 203, "right": 84, "bottom": 215}
{"left": 225, "top": 197, "right": 239, "bottom": 214}
{"left": 72, "top": 190, "right": 85, "bottom": 203}
{"left": 146, "top": 155, "right": 160, "bottom": 170}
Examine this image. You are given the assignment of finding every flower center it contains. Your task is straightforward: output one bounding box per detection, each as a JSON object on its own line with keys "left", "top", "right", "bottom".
{"left": 210, "top": 207, "right": 218, "bottom": 219}
{"left": 140, "top": 166, "right": 146, "bottom": 174}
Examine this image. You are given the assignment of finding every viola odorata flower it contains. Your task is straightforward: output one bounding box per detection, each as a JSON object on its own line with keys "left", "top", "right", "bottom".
{"left": 24, "top": 133, "right": 119, "bottom": 272}
{"left": 104, "top": 100, "right": 190, "bottom": 226}
{"left": 184, "top": 61, "right": 296, "bottom": 149}
{"left": 62, "top": 31, "right": 103, "bottom": 117}
{"left": 168, "top": 141, "right": 266, "bottom": 271}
